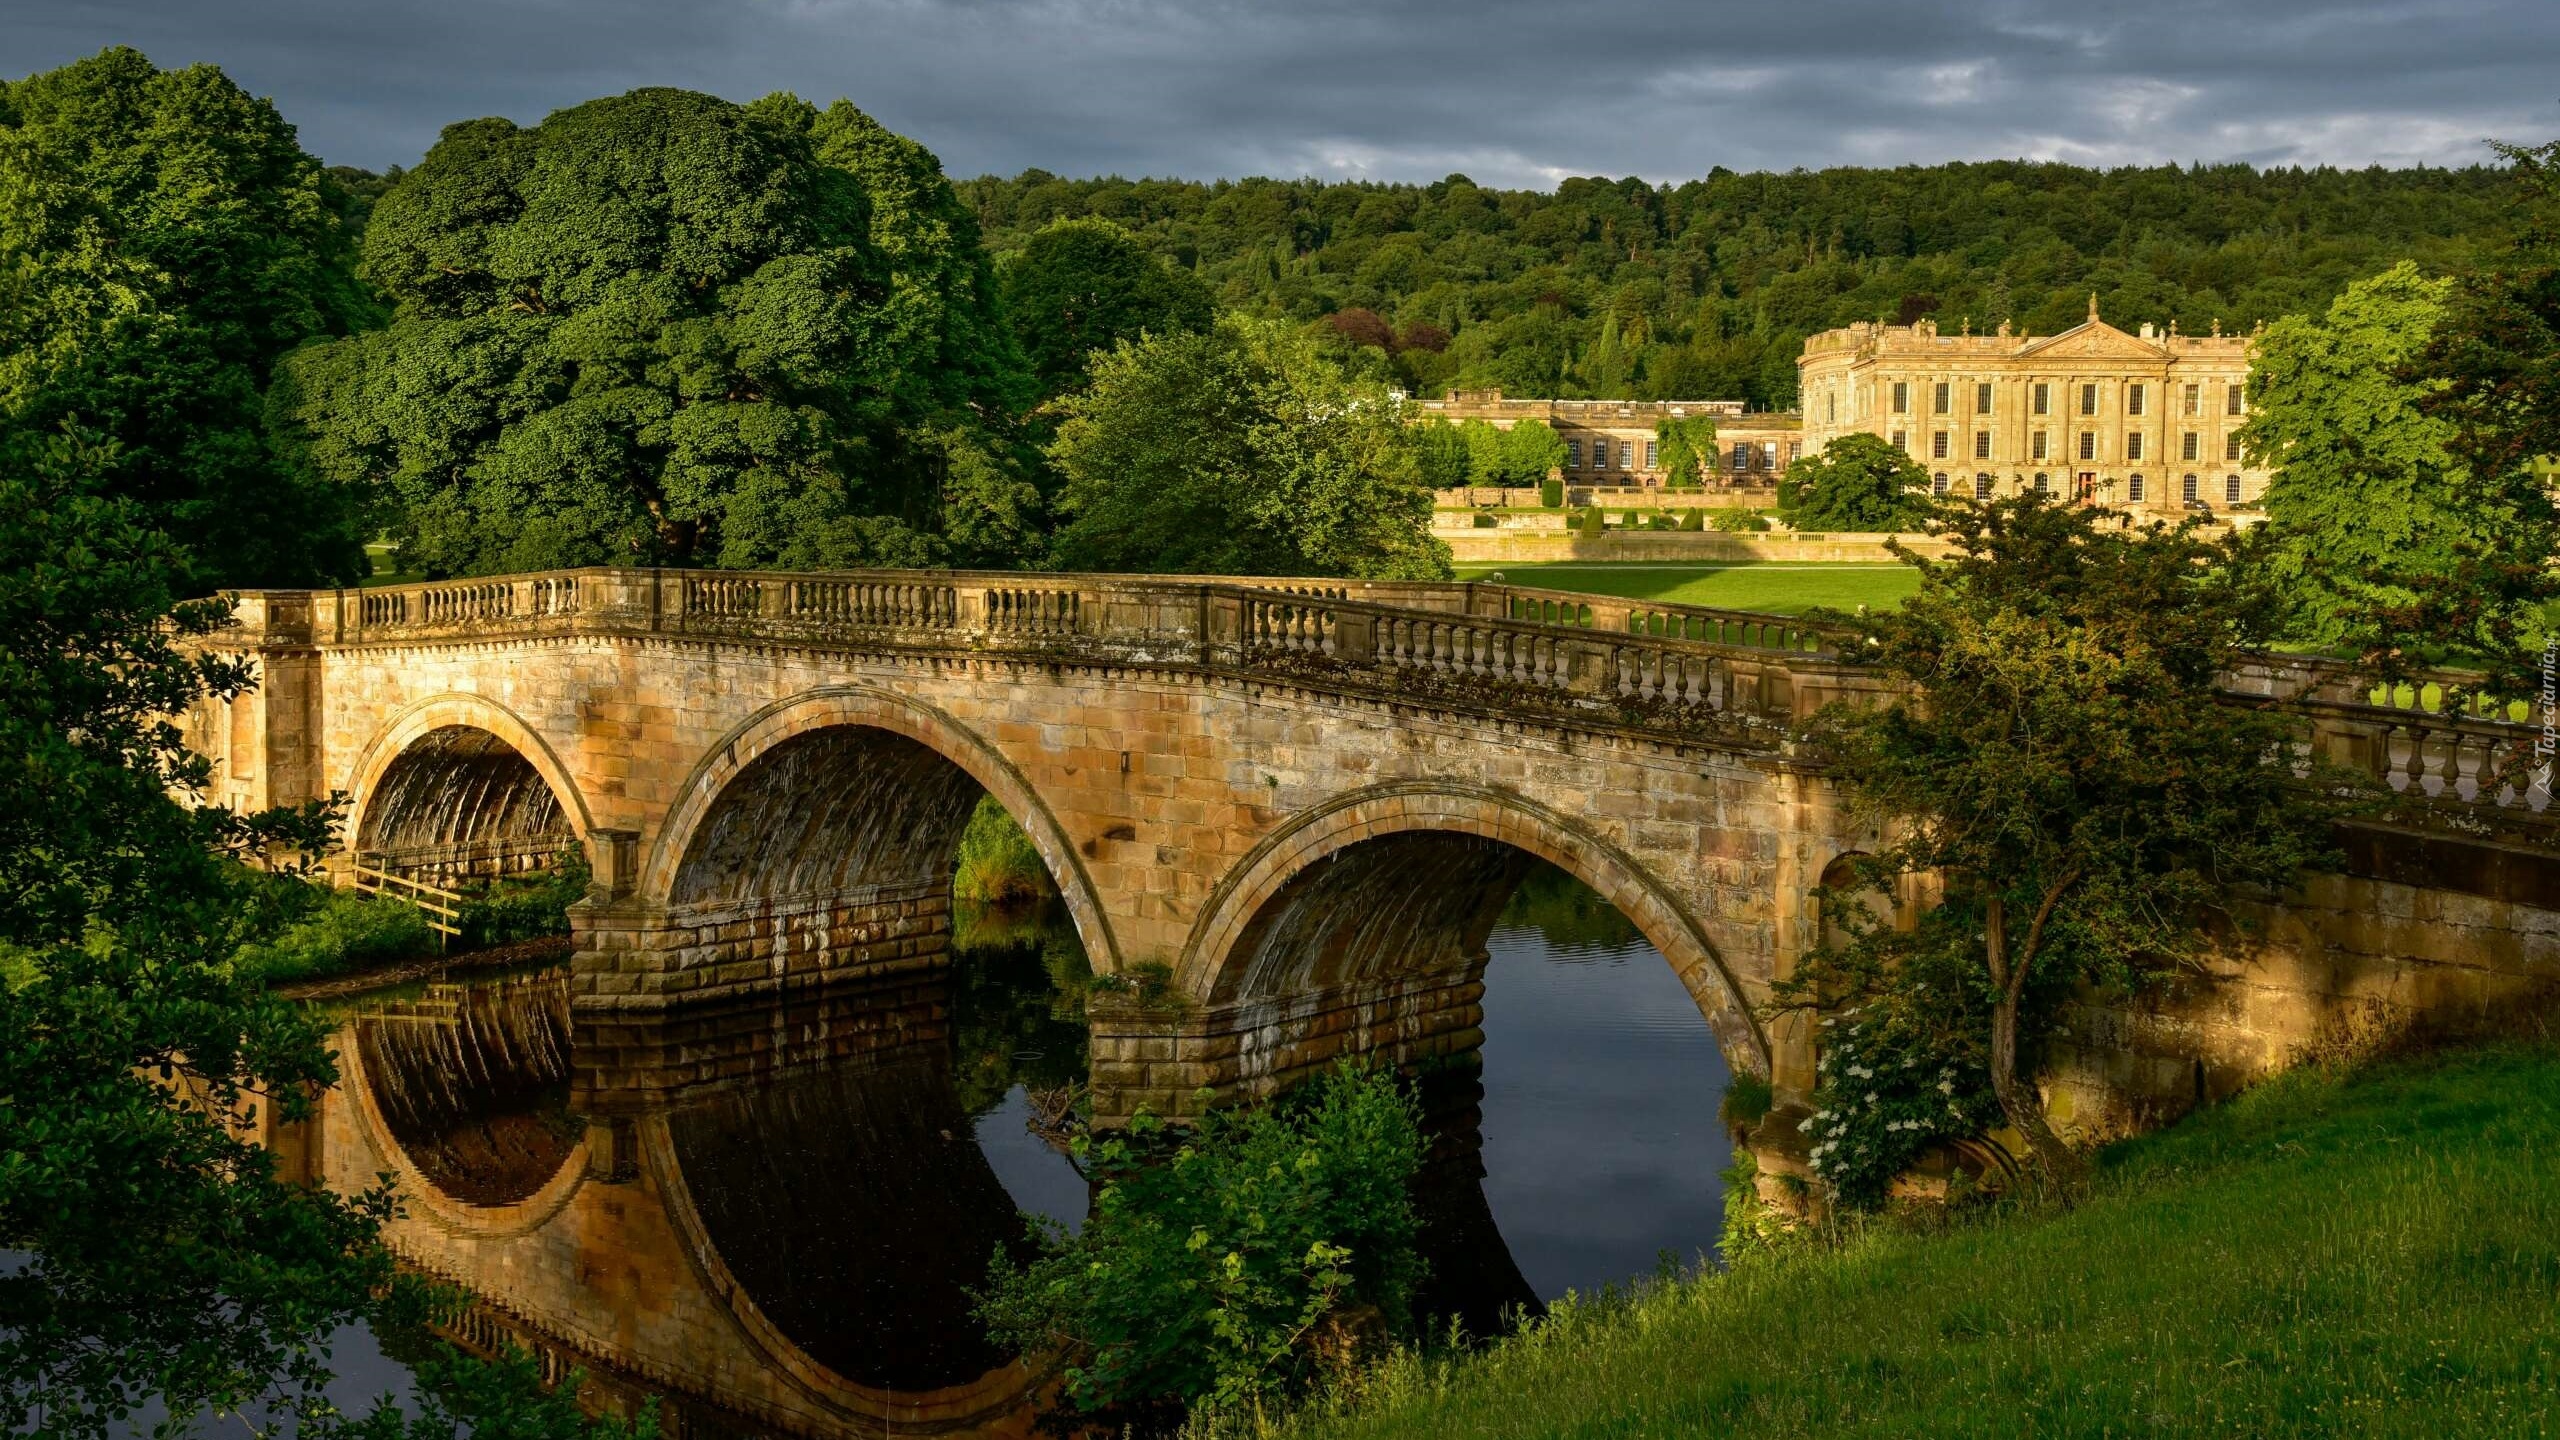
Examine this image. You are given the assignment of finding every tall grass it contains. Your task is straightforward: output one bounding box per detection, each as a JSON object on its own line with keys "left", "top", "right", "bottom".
{"left": 954, "top": 796, "right": 1053, "bottom": 902}
{"left": 1261, "top": 1043, "right": 2560, "bottom": 1439}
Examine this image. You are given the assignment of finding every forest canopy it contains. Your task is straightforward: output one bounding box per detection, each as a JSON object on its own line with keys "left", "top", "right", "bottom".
{"left": 959, "top": 163, "right": 2518, "bottom": 410}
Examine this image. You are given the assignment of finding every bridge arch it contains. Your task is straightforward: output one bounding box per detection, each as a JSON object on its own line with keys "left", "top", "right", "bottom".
{"left": 1177, "top": 780, "right": 1771, "bottom": 1078}
{"left": 334, "top": 973, "right": 592, "bottom": 1240}
{"left": 346, "top": 693, "right": 595, "bottom": 880}
{"left": 639, "top": 685, "right": 1120, "bottom": 974}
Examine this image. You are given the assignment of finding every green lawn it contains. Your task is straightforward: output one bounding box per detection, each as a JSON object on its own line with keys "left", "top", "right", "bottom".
{"left": 1283, "top": 1042, "right": 2560, "bottom": 1439}
{"left": 1457, "top": 562, "right": 1921, "bottom": 615}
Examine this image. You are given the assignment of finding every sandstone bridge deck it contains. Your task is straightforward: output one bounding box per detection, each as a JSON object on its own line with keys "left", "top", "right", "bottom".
{"left": 193, "top": 566, "right": 2560, "bottom": 1130}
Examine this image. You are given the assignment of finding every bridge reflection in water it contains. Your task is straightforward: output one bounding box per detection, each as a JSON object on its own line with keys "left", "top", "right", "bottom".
{"left": 299, "top": 867, "right": 1727, "bottom": 1437}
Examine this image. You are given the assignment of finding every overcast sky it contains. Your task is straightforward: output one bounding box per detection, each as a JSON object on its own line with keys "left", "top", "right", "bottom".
{"left": 9, "top": 0, "right": 2558, "bottom": 187}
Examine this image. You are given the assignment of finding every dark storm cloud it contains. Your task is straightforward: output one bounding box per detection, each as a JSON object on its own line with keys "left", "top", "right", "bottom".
{"left": 7, "top": 0, "right": 2555, "bottom": 183}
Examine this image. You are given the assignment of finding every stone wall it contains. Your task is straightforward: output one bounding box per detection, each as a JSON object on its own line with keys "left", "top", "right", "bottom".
{"left": 2044, "top": 824, "right": 2560, "bottom": 1140}
{"left": 1438, "top": 529, "right": 1957, "bottom": 564}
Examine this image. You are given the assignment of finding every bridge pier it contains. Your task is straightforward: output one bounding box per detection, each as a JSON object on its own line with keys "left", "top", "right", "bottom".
{"left": 1089, "top": 963, "right": 1488, "bottom": 1128}
{"left": 572, "top": 885, "right": 954, "bottom": 1011}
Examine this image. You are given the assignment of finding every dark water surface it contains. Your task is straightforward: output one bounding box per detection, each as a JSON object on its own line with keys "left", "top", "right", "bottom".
{"left": 87, "top": 863, "right": 1732, "bottom": 1435}
{"left": 1475, "top": 872, "right": 1735, "bottom": 1299}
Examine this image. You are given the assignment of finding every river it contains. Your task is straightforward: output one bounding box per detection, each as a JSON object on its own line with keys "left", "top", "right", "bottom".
{"left": 116, "top": 860, "right": 1736, "bottom": 1435}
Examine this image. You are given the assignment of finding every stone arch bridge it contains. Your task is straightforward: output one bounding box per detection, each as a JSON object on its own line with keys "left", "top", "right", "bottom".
{"left": 196, "top": 566, "right": 2554, "bottom": 1127}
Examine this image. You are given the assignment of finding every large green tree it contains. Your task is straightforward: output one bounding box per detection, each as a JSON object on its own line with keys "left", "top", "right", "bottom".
{"left": 0, "top": 453, "right": 650, "bottom": 1437}
{"left": 2244, "top": 261, "right": 2558, "bottom": 666}
{"left": 274, "top": 87, "right": 1024, "bottom": 577}
{"left": 1654, "top": 414, "right": 1720, "bottom": 487}
{"left": 2417, "top": 137, "right": 2560, "bottom": 684}
{"left": 1777, "top": 432, "right": 1935, "bottom": 531}
{"left": 0, "top": 47, "right": 371, "bottom": 588}
{"left": 1047, "top": 317, "right": 1451, "bottom": 579}
{"left": 999, "top": 218, "right": 1216, "bottom": 401}
{"left": 1791, "top": 500, "right": 2344, "bottom": 1195}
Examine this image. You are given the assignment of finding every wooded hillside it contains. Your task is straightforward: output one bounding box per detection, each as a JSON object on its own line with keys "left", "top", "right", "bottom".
{"left": 959, "top": 162, "right": 2519, "bottom": 409}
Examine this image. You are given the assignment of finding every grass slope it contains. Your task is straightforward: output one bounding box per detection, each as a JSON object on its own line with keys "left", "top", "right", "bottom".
{"left": 1286, "top": 1044, "right": 2560, "bottom": 1438}
{"left": 1456, "top": 562, "right": 1921, "bottom": 615}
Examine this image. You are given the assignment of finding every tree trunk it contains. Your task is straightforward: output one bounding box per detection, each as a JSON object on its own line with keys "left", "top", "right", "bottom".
{"left": 1988, "top": 977, "right": 2083, "bottom": 1200}
{"left": 1983, "top": 892, "right": 2085, "bottom": 1202}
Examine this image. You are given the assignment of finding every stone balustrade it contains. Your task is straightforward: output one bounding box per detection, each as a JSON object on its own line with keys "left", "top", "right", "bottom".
{"left": 210, "top": 565, "right": 2549, "bottom": 834}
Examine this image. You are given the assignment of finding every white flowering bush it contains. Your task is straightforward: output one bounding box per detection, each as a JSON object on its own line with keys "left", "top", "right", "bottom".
{"left": 1800, "top": 996, "right": 2002, "bottom": 1207}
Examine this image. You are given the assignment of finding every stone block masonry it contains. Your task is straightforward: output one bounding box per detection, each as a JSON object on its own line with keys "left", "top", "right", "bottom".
{"left": 195, "top": 565, "right": 2560, "bottom": 1153}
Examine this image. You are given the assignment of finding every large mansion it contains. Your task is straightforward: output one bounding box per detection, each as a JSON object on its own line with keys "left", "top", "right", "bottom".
{"left": 1424, "top": 302, "right": 2269, "bottom": 516}
{"left": 1797, "top": 300, "right": 2266, "bottom": 513}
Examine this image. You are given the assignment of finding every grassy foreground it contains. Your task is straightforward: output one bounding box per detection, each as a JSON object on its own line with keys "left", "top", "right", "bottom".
{"left": 1280, "top": 1043, "right": 2560, "bottom": 1438}
{"left": 1455, "top": 561, "right": 1920, "bottom": 615}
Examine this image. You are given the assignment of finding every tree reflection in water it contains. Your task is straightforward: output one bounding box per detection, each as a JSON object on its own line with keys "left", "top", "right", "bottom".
{"left": 327, "top": 862, "right": 1731, "bottom": 1433}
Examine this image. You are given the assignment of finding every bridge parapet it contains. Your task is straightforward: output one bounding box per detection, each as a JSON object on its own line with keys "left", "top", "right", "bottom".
{"left": 217, "top": 567, "right": 1864, "bottom": 737}
{"left": 202, "top": 566, "right": 2553, "bottom": 838}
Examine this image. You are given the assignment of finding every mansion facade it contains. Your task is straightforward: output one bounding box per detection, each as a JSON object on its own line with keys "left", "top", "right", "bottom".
{"left": 1795, "top": 301, "right": 2267, "bottom": 514}
{"left": 1423, "top": 301, "right": 2268, "bottom": 518}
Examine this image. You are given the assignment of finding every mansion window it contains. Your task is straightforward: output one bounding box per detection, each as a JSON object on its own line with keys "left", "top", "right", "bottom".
{"left": 2128, "top": 473, "right": 2146, "bottom": 502}
{"left": 2182, "top": 431, "right": 2200, "bottom": 462}
{"left": 1731, "top": 442, "right": 1750, "bottom": 470}
{"left": 2127, "top": 433, "right": 2145, "bottom": 461}
{"left": 2225, "top": 433, "right": 2244, "bottom": 461}
{"left": 1976, "top": 381, "right": 1994, "bottom": 414}
{"left": 2032, "top": 382, "right": 2050, "bottom": 416}
{"left": 1891, "top": 382, "right": 1910, "bottom": 414}
{"left": 1974, "top": 431, "right": 1992, "bottom": 460}
{"left": 2226, "top": 384, "right": 2244, "bottom": 416}
{"left": 2078, "top": 432, "right": 2097, "bottom": 461}
{"left": 2033, "top": 472, "right": 2051, "bottom": 495}
{"left": 2227, "top": 474, "right": 2243, "bottom": 503}
{"left": 1591, "top": 442, "right": 1608, "bottom": 470}
{"left": 2032, "top": 430, "right": 2049, "bottom": 460}
{"left": 1932, "top": 431, "right": 1950, "bottom": 459}
{"left": 1826, "top": 393, "right": 1837, "bottom": 423}
{"left": 1566, "top": 439, "right": 1583, "bottom": 468}
{"left": 1618, "top": 441, "right": 1634, "bottom": 470}
{"left": 2183, "top": 474, "right": 2201, "bottom": 503}
{"left": 1787, "top": 441, "right": 1801, "bottom": 464}
{"left": 1933, "top": 471, "right": 1951, "bottom": 495}
{"left": 2127, "top": 383, "right": 2146, "bottom": 417}
{"left": 1643, "top": 440, "right": 1659, "bottom": 470}
{"left": 2080, "top": 383, "right": 2099, "bottom": 416}
{"left": 2183, "top": 383, "right": 2201, "bottom": 416}
{"left": 1974, "top": 473, "right": 1994, "bottom": 500}
{"left": 1933, "top": 381, "right": 1951, "bottom": 414}
{"left": 1890, "top": 429, "right": 1907, "bottom": 452}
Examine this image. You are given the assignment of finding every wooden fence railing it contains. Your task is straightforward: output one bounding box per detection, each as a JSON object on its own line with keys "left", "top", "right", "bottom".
{"left": 350, "top": 862, "right": 465, "bottom": 946}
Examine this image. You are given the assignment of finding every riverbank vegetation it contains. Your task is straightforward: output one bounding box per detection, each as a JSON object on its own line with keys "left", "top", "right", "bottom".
{"left": 1254, "top": 1039, "right": 2560, "bottom": 1439}
{"left": 977, "top": 1066, "right": 1427, "bottom": 1433}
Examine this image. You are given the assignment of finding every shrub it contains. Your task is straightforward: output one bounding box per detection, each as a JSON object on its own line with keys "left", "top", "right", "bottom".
{"left": 1710, "top": 507, "right": 1767, "bottom": 534}
{"left": 1539, "top": 479, "right": 1563, "bottom": 508}
{"left": 1471, "top": 512, "right": 1499, "bottom": 528}
{"left": 231, "top": 884, "right": 434, "bottom": 986}
{"left": 954, "top": 795, "right": 1052, "bottom": 902}
{"left": 1577, "top": 508, "right": 1606, "bottom": 539}
{"left": 1677, "top": 507, "right": 1705, "bottom": 531}
{"left": 455, "top": 849, "right": 592, "bottom": 950}
{"left": 975, "top": 1065, "right": 1425, "bottom": 1429}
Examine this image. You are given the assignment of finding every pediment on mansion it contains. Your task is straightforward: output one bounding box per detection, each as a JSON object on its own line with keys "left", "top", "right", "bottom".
{"left": 2015, "top": 316, "right": 2165, "bottom": 362}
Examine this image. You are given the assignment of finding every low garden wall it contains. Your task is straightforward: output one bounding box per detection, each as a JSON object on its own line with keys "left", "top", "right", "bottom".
{"left": 1439, "top": 529, "right": 1956, "bottom": 564}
